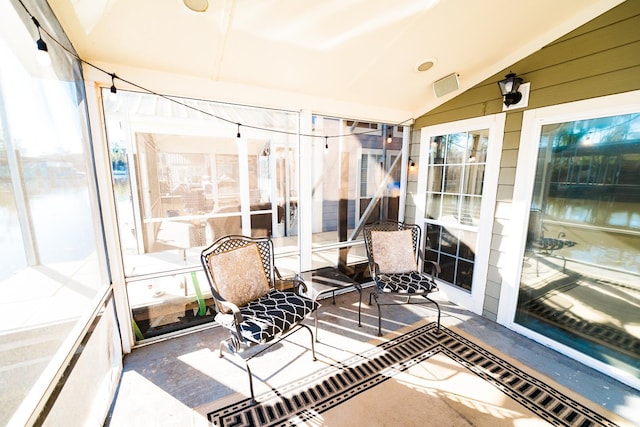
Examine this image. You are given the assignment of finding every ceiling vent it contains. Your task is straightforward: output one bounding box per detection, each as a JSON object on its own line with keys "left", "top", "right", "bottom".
{"left": 433, "top": 73, "right": 459, "bottom": 98}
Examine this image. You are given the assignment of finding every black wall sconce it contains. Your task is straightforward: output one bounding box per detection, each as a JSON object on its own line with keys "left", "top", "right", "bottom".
{"left": 497, "top": 72, "right": 524, "bottom": 107}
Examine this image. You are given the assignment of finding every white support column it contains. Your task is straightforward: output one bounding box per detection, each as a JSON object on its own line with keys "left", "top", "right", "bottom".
{"left": 298, "top": 110, "right": 313, "bottom": 272}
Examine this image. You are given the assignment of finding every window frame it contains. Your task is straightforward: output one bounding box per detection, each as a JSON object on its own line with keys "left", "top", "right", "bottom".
{"left": 416, "top": 114, "right": 505, "bottom": 314}
{"left": 498, "top": 89, "right": 640, "bottom": 391}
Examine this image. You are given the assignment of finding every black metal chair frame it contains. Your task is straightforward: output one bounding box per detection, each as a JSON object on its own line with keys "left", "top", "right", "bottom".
{"left": 201, "top": 235, "right": 317, "bottom": 403}
{"left": 363, "top": 221, "right": 442, "bottom": 336}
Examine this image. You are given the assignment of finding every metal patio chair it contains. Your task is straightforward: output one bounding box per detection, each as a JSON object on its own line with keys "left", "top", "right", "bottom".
{"left": 363, "top": 221, "right": 441, "bottom": 336}
{"left": 201, "top": 235, "right": 318, "bottom": 403}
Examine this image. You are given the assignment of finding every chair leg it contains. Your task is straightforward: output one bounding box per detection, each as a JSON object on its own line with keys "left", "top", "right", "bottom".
{"left": 218, "top": 337, "right": 258, "bottom": 404}
{"left": 300, "top": 323, "right": 317, "bottom": 361}
{"left": 218, "top": 337, "right": 238, "bottom": 358}
{"left": 424, "top": 295, "right": 441, "bottom": 331}
{"left": 244, "top": 359, "right": 256, "bottom": 404}
{"left": 357, "top": 288, "right": 362, "bottom": 327}
{"left": 370, "top": 293, "right": 383, "bottom": 337}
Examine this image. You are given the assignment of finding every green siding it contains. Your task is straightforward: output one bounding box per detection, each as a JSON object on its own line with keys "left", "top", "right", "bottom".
{"left": 415, "top": 1, "right": 640, "bottom": 130}
{"left": 410, "top": 0, "right": 640, "bottom": 319}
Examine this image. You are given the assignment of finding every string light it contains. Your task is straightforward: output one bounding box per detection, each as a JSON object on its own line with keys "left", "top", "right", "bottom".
{"left": 409, "top": 158, "right": 416, "bottom": 171}
{"left": 110, "top": 73, "right": 117, "bottom": 94}
{"left": 18, "top": 1, "right": 415, "bottom": 143}
{"left": 325, "top": 136, "right": 328, "bottom": 150}
{"left": 387, "top": 131, "right": 393, "bottom": 143}
{"left": 31, "top": 17, "right": 51, "bottom": 66}
{"left": 108, "top": 73, "right": 118, "bottom": 101}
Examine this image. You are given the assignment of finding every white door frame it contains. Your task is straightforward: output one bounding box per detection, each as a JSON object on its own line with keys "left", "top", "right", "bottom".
{"left": 498, "top": 90, "right": 640, "bottom": 390}
{"left": 416, "top": 113, "right": 505, "bottom": 314}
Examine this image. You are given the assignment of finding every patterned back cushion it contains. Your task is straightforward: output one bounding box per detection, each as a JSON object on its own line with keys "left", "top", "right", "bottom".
{"left": 207, "top": 243, "right": 271, "bottom": 312}
{"left": 371, "top": 229, "right": 417, "bottom": 274}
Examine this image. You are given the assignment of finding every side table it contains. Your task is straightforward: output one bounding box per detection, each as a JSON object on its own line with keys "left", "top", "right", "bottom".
{"left": 296, "top": 267, "right": 362, "bottom": 340}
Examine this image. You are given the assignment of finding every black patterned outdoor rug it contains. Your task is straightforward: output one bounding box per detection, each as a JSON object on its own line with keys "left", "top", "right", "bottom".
{"left": 204, "top": 322, "right": 621, "bottom": 427}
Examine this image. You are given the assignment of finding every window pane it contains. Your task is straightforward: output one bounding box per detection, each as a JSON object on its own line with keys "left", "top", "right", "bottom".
{"left": 445, "top": 133, "right": 467, "bottom": 164}
{"left": 426, "top": 165, "right": 444, "bottom": 193}
{"left": 463, "top": 163, "right": 485, "bottom": 195}
{"left": 456, "top": 259, "right": 474, "bottom": 291}
{"left": 128, "top": 271, "right": 214, "bottom": 339}
{"left": 438, "top": 254, "right": 456, "bottom": 283}
{"left": 517, "top": 112, "right": 640, "bottom": 380}
{"left": 308, "top": 117, "right": 405, "bottom": 275}
{"left": 0, "top": 4, "right": 108, "bottom": 423}
{"left": 443, "top": 165, "right": 461, "bottom": 193}
{"left": 441, "top": 194, "right": 459, "bottom": 220}
{"left": 429, "top": 136, "right": 445, "bottom": 164}
{"left": 424, "top": 128, "right": 490, "bottom": 293}
{"left": 214, "top": 154, "right": 241, "bottom": 210}
{"left": 458, "top": 229, "right": 477, "bottom": 261}
{"left": 460, "top": 195, "right": 481, "bottom": 225}
{"left": 425, "top": 224, "right": 441, "bottom": 255}
{"left": 471, "top": 133, "right": 488, "bottom": 163}
{"left": 103, "top": 90, "right": 299, "bottom": 339}
{"left": 425, "top": 192, "right": 441, "bottom": 220}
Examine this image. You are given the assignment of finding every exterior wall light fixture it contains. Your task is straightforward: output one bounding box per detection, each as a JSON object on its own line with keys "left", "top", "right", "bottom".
{"left": 497, "top": 72, "right": 524, "bottom": 107}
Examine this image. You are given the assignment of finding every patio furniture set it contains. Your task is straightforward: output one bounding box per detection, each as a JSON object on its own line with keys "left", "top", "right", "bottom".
{"left": 200, "top": 221, "right": 442, "bottom": 403}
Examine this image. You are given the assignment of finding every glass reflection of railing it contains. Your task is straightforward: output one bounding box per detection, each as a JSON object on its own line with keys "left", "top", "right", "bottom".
{"left": 542, "top": 219, "right": 640, "bottom": 275}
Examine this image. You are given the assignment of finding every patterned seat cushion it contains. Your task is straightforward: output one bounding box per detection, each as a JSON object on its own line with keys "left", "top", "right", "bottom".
{"left": 215, "top": 290, "right": 319, "bottom": 345}
{"left": 376, "top": 271, "right": 438, "bottom": 294}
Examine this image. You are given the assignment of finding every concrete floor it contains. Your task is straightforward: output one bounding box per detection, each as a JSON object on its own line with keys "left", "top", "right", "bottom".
{"left": 105, "top": 290, "right": 639, "bottom": 426}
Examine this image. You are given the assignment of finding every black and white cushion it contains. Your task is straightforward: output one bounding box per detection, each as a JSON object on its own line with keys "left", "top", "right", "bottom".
{"left": 376, "top": 271, "right": 438, "bottom": 294}
{"left": 215, "top": 290, "right": 319, "bottom": 344}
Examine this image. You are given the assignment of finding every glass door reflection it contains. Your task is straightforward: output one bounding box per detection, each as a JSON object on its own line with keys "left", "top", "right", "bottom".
{"left": 516, "top": 113, "right": 640, "bottom": 379}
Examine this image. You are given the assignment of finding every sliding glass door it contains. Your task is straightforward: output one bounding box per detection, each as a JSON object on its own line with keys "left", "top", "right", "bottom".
{"left": 517, "top": 113, "right": 640, "bottom": 380}
{"left": 505, "top": 92, "right": 640, "bottom": 389}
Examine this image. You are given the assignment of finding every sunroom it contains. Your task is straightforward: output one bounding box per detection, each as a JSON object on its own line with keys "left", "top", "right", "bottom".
{"left": 1, "top": 0, "right": 639, "bottom": 425}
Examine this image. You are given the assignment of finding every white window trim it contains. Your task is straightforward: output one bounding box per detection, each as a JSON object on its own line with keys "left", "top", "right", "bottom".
{"left": 416, "top": 113, "right": 505, "bottom": 314}
{"left": 498, "top": 89, "right": 640, "bottom": 390}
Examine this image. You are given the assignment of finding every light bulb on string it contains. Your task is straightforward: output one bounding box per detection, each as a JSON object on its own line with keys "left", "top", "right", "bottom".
{"left": 386, "top": 132, "right": 393, "bottom": 144}
{"left": 32, "top": 17, "right": 51, "bottom": 66}
{"left": 109, "top": 73, "right": 118, "bottom": 101}
{"left": 18, "top": 2, "right": 416, "bottom": 147}
{"left": 409, "top": 158, "right": 416, "bottom": 171}
{"left": 325, "top": 136, "right": 328, "bottom": 150}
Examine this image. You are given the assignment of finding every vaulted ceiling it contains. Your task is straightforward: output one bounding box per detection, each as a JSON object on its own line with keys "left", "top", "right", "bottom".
{"left": 47, "top": 0, "right": 624, "bottom": 121}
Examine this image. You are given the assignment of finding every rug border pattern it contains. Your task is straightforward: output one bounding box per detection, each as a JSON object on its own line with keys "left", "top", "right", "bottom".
{"left": 207, "top": 323, "right": 619, "bottom": 427}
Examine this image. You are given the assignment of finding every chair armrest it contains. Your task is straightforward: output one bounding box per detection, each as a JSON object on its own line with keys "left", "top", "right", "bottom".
{"left": 291, "top": 277, "right": 307, "bottom": 294}
{"left": 372, "top": 261, "right": 381, "bottom": 279}
{"left": 289, "top": 273, "right": 310, "bottom": 294}
{"left": 217, "top": 297, "right": 245, "bottom": 339}
{"left": 208, "top": 286, "right": 244, "bottom": 324}
{"left": 275, "top": 267, "right": 307, "bottom": 293}
{"left": 274, "top": 266, "right": 284, "bottom": 280}
{"left": 274, "top": 266, "right": 292, "bottom": 290}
